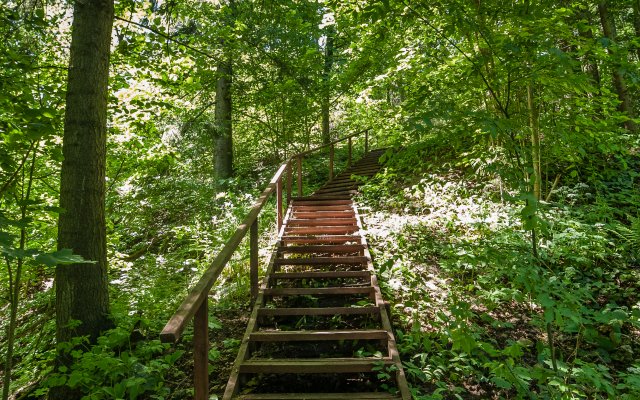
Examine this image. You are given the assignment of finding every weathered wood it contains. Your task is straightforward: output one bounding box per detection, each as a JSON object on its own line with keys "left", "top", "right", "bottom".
{"left": 283, "top": 226, "right": 359, "bottom": 235}
{"left": 257, "top": 306, "right": 379, "bottom": 316}
{"left": 287, "top": 218, "right": 358, "bottom": 227}
{"left": 250, "top": 220, "right": 258, "bottom": 301}
{"left": 279, "top": 244, "right": 365, "bottom": 253}
{"left": 239, "top": 358, "right": 394, "bottom": 374}
{"left": 193, "top": 301, "right": 209, "bottom": 400}
{"left": 281, "top": 235, "right": 360, "bottom": 244}
{"left": 275, "top": 256, "right": 368, "bottom": 265}
{"left": 292, "top": 198, "right": 352, "bottom": 204}
{"left": 292, "top": 211, "right": 355, "bottom": 219}
{"left": 291, "top": 205, "right": 353, "bottom": 212}
{"left": 270, "top": 270, "right": 370, "bottom": 280}
{"left": 264, "top": 287, "right": 373, "bottom": 296}
{"left": 250, "top": 329, "right": 388, "bottom": 342}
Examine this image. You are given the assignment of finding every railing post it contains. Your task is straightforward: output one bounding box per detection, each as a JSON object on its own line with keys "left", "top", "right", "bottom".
{"left": 329, "top": 144, "right": 334, "bottom": 180}
{"left": 297, "top": 156, "right": 302, "bottom": 196}
{"left": 276, "top": 175, "right": 283, "bottom": 231}
{"left": 347, "top": 137, "right": 352, "bottom": 168}
{"left": 365, "top": 129, "right": 369, "bottom": 154}
{"left": 286, "top": 162, "right": 292, "bottom": 206}
{"left": 193, "top": 300, "right": 209, "bottom": 400}
{"left": 250, "top": 219, "right": 258, "bottom": 301}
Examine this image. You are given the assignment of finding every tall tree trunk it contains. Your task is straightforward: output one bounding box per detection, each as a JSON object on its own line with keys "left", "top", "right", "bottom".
{"left": 528, "top": 83, "right": 542, "bottom": 200}
{"left": 53, "top": 1, "right": 114, "bottom": 397}
{"left": 598, "top": 1, "right": 637, "bottom": 132}
{"left": 214, "top": 60, "right": 233, "bottom": 180}
{"left": 321, "top": 25, "right": 335, "bottom": 145}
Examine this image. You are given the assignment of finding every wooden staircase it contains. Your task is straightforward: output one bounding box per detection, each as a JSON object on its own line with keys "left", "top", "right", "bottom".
{"left": 223, "top": 150, "right": 411, "bottom": 399}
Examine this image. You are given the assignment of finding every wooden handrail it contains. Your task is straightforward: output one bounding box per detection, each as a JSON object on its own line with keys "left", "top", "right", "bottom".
{"left": 159, "top": 128, "right": 370, "bottom": 400}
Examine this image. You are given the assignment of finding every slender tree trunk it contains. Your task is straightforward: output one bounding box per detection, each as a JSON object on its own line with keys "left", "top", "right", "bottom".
{"left": 321, "top": 25, "right": 335, "bottom": 144}
{"left": 214, "top": 59, "right": 233, "bottom": 180}
{"left": 53, "top": 0, "right": 114, "bottom": 398}
{"left": 528, "top": 83, "right": 542, "bottom": 200}
{"left": 598, "top": 1, "right": 637, "bottom": 132}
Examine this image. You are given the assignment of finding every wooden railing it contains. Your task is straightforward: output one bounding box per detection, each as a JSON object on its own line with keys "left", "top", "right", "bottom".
{"left": 160, "top": 128, "right": 371, "bottom": 400}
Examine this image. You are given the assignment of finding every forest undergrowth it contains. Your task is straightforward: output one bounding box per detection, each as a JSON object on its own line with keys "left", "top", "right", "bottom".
{"left": 358, "top": 142, "right": 640, "bottom": 399}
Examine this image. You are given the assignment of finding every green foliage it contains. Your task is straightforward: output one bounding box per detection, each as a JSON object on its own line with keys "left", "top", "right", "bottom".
{"left": 38, "top": 324, "right": 183, "bottom": 399}
{"left": 359, "top": 138, "right": 640, "bottom": 398}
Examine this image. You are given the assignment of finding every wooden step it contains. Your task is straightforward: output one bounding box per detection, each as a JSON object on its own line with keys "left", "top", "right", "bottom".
{"left": 287, "top": 218, "right": 358, "bottom": 227}
{"left": 284, "top": 226, "right": 359, "bottom": 235}
{"left": 281, "top": 235, "right": 361, "bottom": 245}
{"left": 275, "top": 256, "right": 368, "bottom": 265}
{"left": 249, "top": 329, "right": 388, "bottom": 342}
{"left": 292, "top": 199, "right": 352, "bottom": 206}
{"left": 279, "top": 244, "right": 365, "bottom": 253}
{"left": 291, "top": 205, "right": 353, "bottom": 212}
{"left": 270, "top": 270, "right": 370, "bottom": 280}
{"left": 257, "top": 306, "right": 379, "bottom": 317}
{"left": 235, "top": 393, "right": 401, "bottom": 400}
{"left": 263, "top": 287, "right": 374, "bottom": 296}
{"left": 292, "top": 211, "right": 355, "bottom": 218}
{"left": 239, "top": 358, "right": 394, "bottom": 374}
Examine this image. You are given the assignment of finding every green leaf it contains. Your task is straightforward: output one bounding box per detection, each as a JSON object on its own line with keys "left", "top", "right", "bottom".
{"left": 35, "top": 248, "right": 94, "bottom": 266}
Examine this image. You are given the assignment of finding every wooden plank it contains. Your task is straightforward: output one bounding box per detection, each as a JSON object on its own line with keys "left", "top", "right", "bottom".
{"left": 263, "top": 287, "right": 373, "bottom": 296}
{"left": 291, "top": 205, "right": 353, "bottom": 212}
{"left": 239, "top": 358, "right": 394, "bottom": 374}
{"left": 315, "top": 189, "right": 358, "bottom": 196}
{"left": 287, "top": 218, "right": 358, "bottom": 227}
{"left": 235, "top": 393, "right": 400, "bottom": 400}
{"left": 275, "top": 256, "right": 368, "bottom": 265}
{"left": 281, "top": 235, "right": 360, "bottom": 245}
{"left": 292, "top": 211, "right": 355, "bottom": 219}
{"left": 270, "top": 270, "right": 370, "bottom": 280}
{"left": 249, "top": 329, "right": 388, "bottom": 342}
{"left": 284, "top": 226, "right": 359, "bottom": 235}
{"left": 257, "top": 306, "right": 379, "bottom": 316}
{"left": 292, "top": 199, "right": 352, "bottom": 205}
{"left": 279, "top": 244, "right": 365, "bottom": 253}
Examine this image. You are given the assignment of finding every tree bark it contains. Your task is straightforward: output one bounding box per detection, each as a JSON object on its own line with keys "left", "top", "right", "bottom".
{"left": 53, "top": 0, "right": 114, "bottom": 397}
{"left": 321, "top": 25, "right": 335, "bottom": 145}
{"left": 598, "top": 1, "right": 637, "bottom": 132}
{"left": 214, "top": 60, "right": 233, "bottom": 180}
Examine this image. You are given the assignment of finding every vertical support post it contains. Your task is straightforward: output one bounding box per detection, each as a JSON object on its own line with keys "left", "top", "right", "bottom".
{"left": 297, "top": 156, "right": 302, "bottom": 196}
{"left": 250, "top": 219, "right": 258, "bottom": 301}
{"left": 286, "top": 162, "right": 292, "bottom": 206}
{"left": 276, "top": 176, "right": 283, "bottom": 231}
{"left": 365, "top": 129, "right": 369, "bottom": 154}
{"left": 193, "top": 300, "right": 209, "bottom": 400}
{"left": 347, "top": 137, "right": 352, "bottom": 168}
{"left": 329, "top": 144, "right": 334, "bottom": 180}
